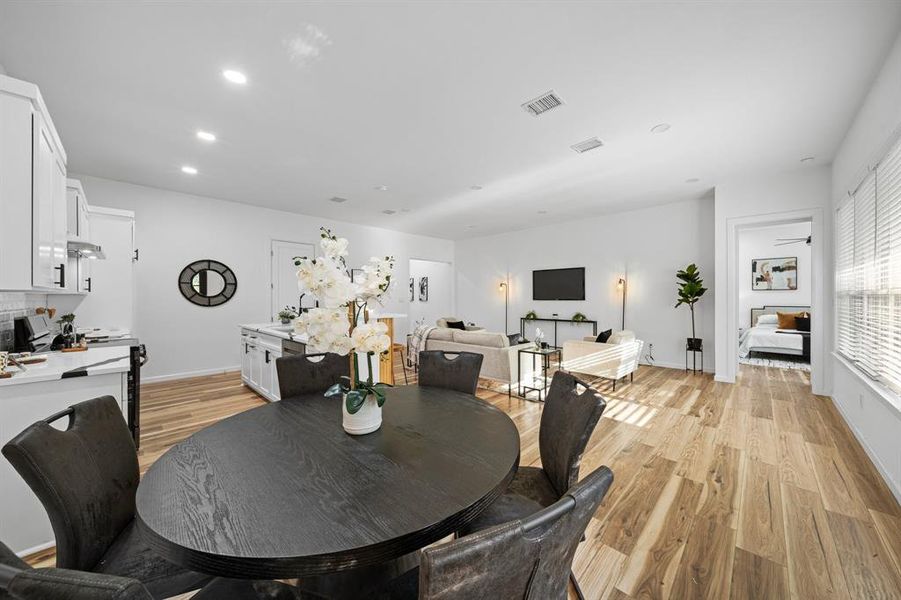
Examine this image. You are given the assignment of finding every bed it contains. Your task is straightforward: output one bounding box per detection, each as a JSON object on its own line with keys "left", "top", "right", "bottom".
{"left": 739, "top": 305, "right": 810, "bottom": 360}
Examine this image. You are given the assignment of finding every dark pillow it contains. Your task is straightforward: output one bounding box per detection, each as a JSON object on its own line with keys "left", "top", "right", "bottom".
{"left": 795, "top": 316, "right": 810, "bottom": 332}
{"left": 508, "top": 333, "right": 527, "bottom": 345}
{"left": 595, "top": 329, "right": 613, "bottom": 343}
{"left": 445, "top": 320, "right": 466, "bottom": 330}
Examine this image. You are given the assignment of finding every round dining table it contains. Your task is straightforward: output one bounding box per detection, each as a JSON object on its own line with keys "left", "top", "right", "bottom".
{"left": 135, "top": 385, "right": 520, "bottom": 583}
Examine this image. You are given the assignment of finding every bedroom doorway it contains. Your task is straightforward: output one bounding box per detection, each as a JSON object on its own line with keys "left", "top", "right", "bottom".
{"left": 737, "top": 221, "right": 812, "bottom": 372}
{"left": 725, "top": 208, "right": 824, "bottom": 394}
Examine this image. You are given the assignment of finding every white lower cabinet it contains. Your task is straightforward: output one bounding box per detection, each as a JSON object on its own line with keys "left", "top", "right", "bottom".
{"left": 241, "top": 329, "right": 283, "bottom": 401}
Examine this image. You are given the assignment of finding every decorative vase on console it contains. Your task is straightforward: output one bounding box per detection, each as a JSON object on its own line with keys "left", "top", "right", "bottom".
{"left": 292, "top": 227, "right": 395, "bottom": 435}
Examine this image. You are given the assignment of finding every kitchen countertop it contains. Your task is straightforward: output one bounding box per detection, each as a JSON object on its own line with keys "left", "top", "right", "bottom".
{"left": 239, "top": 323, "right": 309, "bottom": 343}
{"left": 0, "top": 347, "right": 131, "bottom": 387}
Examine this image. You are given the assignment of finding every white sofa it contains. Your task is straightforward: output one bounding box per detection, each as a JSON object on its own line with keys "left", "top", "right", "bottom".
{"left": 424, "top": 328, "right": 533, "bottom": 396}
{"left": 562, "top": 330, "right": 643, "bottom": 390}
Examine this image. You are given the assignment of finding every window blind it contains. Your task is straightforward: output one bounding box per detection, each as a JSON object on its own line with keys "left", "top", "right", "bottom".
{"left": 837, "top": 134, "right": 901, "bottom": 392}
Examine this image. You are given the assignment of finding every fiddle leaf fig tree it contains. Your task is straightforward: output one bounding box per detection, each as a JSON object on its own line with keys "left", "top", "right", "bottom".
{"left": 674, "top": 264, "right": 707, "bottom": 346}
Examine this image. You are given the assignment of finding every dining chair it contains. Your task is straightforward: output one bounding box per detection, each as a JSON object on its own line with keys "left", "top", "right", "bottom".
{"left": 417, "top": 350, "right": 483, "bottom": 395}
{"left": 1, "top": 396, "right": 211, "bottom": 599}
{"left": 363, "top": 465, "right": 614, "bottom": 600}
{"left": 457, "top": 370, "right": 606, "bottom": 598}
{"left": 276, "top": 352, "right": 350, "bottom": 398}
{"left": 0, "top": 539, "right": 313, "bottom": 600}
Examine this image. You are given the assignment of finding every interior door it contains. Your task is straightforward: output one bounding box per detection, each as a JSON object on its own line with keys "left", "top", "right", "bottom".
{"left": 271, "top": 240, "right": 315, "bottom": 318}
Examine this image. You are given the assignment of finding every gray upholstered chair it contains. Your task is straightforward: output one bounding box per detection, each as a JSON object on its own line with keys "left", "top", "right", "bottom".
{"left": 276, "top": 352, "right": 350, "bottom": 398}
{"left": 417, "top": 351, "right": 484, "bottom": 395}
{"left": 458, "top": 370, "right": 606, "bottom": 597}
{"left": 1, "top": 397, "right": 210, "bottom": 599}
{"left": 363, "top": 465, "right": 614, "bottom": 600}
{"left": 0, "top": 539, "right": 311, "bottom": 600}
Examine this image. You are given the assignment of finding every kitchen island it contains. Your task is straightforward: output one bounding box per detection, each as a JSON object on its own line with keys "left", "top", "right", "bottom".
{"left": 0, "top": 346, "right": 133, "bottom": 556}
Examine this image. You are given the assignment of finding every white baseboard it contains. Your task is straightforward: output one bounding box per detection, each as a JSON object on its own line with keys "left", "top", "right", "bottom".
{"left": 17, "top": 540, "right": 54, "bottom": 559}
{"left": 142, "top": 365, "right": 241, "bottom": 384}
{"left": 640, "top": 359, "right": 714, "bottom": 374}
{"left": 829, "top": 394, "right": 901, "bottom": 504}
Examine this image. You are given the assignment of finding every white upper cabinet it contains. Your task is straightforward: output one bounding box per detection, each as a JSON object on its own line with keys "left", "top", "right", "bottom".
{"left": 0, "top": 74, "right": 68, "bottom": 291}
{"left": 65, "top": 179, "right": 93, "bottom": 294}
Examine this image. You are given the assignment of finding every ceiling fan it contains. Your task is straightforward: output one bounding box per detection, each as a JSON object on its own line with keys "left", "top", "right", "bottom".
{"left": 775, "top": 235, "right": 811, "bottom": 247}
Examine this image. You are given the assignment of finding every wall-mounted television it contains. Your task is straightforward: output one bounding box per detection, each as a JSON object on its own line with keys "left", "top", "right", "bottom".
{"left": 532, "top": 267, "right": 585, "bottom": 301}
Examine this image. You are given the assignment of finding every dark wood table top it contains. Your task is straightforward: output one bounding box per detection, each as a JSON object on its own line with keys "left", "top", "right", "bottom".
{"left": 135, "top": 385, "right": 520, "bottom": 579}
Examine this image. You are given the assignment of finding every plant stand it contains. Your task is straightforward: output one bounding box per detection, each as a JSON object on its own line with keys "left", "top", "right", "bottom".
{"left": 685, "top": 339, "right": 703, "bottom": 373}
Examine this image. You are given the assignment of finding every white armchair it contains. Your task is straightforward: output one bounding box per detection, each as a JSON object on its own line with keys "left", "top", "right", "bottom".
{"left": 562, "top": 330, "right": 644, "bottom": 390}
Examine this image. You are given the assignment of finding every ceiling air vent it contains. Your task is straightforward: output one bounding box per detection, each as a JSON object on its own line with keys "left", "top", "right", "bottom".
{"left": 521, "top": 90, "right": 564, "bottom": 117}
{"left": 329, "top": 196, "right": 348, "bottom": 203}
{"left": 570, "top": 137, "right": 604, "bottom": 154}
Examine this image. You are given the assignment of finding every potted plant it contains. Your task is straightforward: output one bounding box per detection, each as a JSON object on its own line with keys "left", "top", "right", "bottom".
{"left": 572, "top": 312, "right": 587, "bottom": 322}
{"left": 57, "top": 313, "right": 76, "bottom": 348}
{"left": 524, "top": 310, "right": 538, "bottom": 320}
{"left": 675, "top": 264, "right": 707, "bottom": 351}
{"left": 277, "top": 307, "right": 297, "bottom": 325}
{"left": 293, "top": 227, "right": 395, "bottom": 435}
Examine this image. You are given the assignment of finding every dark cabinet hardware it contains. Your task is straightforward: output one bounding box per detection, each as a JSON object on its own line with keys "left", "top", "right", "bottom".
{"left": 265, "top": 350, "right": 270, "bottom": 364}
{"left": 133, "top": 249, "right": 139, "bottom": 262}
{"left": 54, "top": 263, "right": 65, "bottom": 287}
{"left": 85, "top": 277, "right": 92, "bottom": 292}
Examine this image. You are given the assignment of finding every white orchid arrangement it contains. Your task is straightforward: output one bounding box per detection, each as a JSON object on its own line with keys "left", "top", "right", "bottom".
{"left": 293, "top": 227, "right": 395, "bottom": 413}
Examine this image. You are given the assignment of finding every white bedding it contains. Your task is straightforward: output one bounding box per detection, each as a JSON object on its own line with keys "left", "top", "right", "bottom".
{"left": 739, "top": 325, "right": 803, "bottom": 358}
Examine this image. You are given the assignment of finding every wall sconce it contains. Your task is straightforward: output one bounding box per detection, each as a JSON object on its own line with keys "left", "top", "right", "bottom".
{"left": 617, "top": 277, "right": 626, "bottom": 330}
{"left": 499, "top": 280, "right": 509, "bottom": 334}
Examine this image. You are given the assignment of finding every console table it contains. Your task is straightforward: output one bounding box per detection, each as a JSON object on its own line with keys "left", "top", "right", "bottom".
{"left": 520, "top": 317, "right": 597, "bottom": 347}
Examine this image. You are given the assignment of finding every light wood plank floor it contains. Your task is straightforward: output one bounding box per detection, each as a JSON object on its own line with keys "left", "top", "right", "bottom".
{"left": 26, "top": 363, "right": 901, "bottom": 600}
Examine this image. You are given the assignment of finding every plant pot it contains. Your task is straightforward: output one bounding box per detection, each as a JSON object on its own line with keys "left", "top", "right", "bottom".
{"left": 342, "top": 393, "right": 382, "bottom": 435}
{"left": 686, "top": 337, "right": 703, "bottom": 351}
{"left": 280, "top": 318, "right": 291, "bottom": 325}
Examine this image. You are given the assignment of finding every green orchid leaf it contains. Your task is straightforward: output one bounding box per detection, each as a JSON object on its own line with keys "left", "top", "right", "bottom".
{"left": 345, "top": 390, "right": 367, "bottom": 414}
{"left": 324, "top": 383, "right": 344, "bottom": 398}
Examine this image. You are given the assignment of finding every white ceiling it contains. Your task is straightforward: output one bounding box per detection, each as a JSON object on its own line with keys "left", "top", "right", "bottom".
{"left": 1, "top": 1, "right": 899, "bottom": 239}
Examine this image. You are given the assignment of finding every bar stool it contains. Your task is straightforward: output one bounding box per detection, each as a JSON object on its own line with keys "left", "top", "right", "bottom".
{"left": 392, "top": 342, "right": 409, "bottom": 384}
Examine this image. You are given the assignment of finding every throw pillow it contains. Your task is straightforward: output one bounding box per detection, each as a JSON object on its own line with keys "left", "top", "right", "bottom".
{"left": 777, "top": 311, "right": 804, "bottom": 329}
{"left": 445, "top": 320, "right": 466, "bottom": 330}
{"left": 507, "top": 333, "right": 526, "bottom": 345}
{"left": 595, "top": 329, "right": 613, "bottom": 343}
{"left": 795, "top": 316, "right": 811, "bottom": 332}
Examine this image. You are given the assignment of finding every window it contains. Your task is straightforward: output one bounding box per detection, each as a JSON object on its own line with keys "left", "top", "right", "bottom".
{"left": 836, "top": 135, "right": 901, "bottom": 391}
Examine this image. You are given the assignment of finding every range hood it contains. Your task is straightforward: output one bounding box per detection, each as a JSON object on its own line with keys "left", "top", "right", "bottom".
{"left": 67, "top": 239, "right": 106, "bottom": 260}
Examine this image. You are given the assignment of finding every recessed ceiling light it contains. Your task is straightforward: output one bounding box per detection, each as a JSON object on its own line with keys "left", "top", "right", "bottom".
{"left": 222, "top": 69, "right": 247, "bottom": 85}
{"left": 375, "top": 185, "right": 389, "bottom": 192}
{"left": 466, "top": 225, "right": 476, "bottom": 229}
{"left": 537, "top": 210, "right": 548, "bottom": 214}
{"left": 382, "top": 209, "right": 396, "bottom": 215}
{"left": 470, "top": 185, "right": 483, "bottom": 191}
{"left": 800, "top": 156, "right": 815, "bottom": 163}
{"left": 329, "top": 196, "right": 348, "bottom": 203}
{"left": 181, "top": 165, "right": 198, "bottom": 175}
{"left": 685, "top": 178, "right": 700, "bottom": 183}
{"left": 400, "top": 208, "right": 411, "bottom": 213}
{"left": 650, "top": 123, "right": 671, "bottom": 134}
{"left": 196, "top": 130, "right": 216, "bottom": 142}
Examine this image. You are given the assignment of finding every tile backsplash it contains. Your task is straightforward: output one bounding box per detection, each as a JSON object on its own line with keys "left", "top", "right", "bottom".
{"left": 0, "top": 293, "right": 48, "bottom": 351}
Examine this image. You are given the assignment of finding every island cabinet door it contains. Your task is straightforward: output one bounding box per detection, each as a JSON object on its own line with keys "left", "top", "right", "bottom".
{"left": 241, "top": 335, "right": 252, "bottom": 383}
{"left": 267, "top": 347, "right": 282, "bottom": 401}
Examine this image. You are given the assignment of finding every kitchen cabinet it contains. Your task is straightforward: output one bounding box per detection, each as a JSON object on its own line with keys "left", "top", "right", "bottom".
{"left": 0, "top": 74, "right": 67, "bottom": 292}
{"left": 240, "top": 327, "right": 287, "bottom": 401}
{"left": 65, "top": 179, "right": 93, "bottom": 294}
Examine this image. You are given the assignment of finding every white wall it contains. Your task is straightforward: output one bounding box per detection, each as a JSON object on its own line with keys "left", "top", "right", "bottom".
{"left": 408, "top": 259, "right": 453, "bottom": 329}
{"left": 455, "top": 197, "right": 715, "bottom": 371}
{"left": 738, "top": 222, "right": 812, "bottom": 328}
{"left": 713, "top": 166, "right": 831, "bottom": 392}
{"left": 830, "top": 31, "right": 901, "bottom": 501}
{"left": 67, "top": 175, "right": 454, "bottom": 381}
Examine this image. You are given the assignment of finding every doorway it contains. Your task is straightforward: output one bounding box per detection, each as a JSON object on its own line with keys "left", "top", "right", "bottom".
{"left": 271, "top": 240, "right": 315, "bottom": 319}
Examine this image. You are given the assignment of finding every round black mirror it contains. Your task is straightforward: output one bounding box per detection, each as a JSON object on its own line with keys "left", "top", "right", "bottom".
{"left": 179, "top": 260, "right": 237, "bottom": 306}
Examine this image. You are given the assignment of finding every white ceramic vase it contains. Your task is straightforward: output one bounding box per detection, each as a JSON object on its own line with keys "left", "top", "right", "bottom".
{"left": 342, "top": 393, "right": 382, "bottom": 435}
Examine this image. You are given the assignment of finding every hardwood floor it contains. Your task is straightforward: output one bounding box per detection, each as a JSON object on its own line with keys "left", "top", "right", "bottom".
{"left": 25, "top": 363, "right": 901, "bottom": 600}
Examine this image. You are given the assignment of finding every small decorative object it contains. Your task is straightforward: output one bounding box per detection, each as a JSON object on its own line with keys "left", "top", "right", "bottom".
{"left": 178, "top": 260, "right": 237, "bottom": 306}
{"left": 752, "top": 256, "right": 797, "bottom": 290}
{"left": 572, "top": 312, "right": 587, "bottom": 322}
{"left": 0, "top": 351, "right": 8, "bottom": 373}
{"left": 534, "top": 327, "right": 545, "bottom": 350}
{"left": 409, "top": 277, "right": 415, "bottom": 301}
{"left": 552, "top": 313, "right": 559, "bottom": 319}
{"left": 675, "top": 264, "right": 707, "bottom": 353}
{"left": 293, "top": 227, "right": 395, "bottom": 435}
{"left": 57, "top": 313, "right": 76, "bottom": 348}
{"left": 419, "top": 277, "right": 429, "bottom": 302}
{"left": 524, "top": 310, "right": 538, "bottom": 320}
{"left": 277, "top": 306, "right": 297, "bottom": 325}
